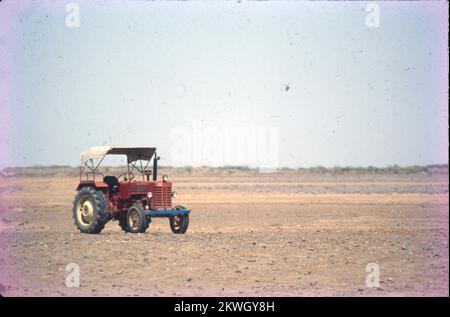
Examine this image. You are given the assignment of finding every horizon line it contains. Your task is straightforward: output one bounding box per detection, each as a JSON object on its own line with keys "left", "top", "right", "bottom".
{"left": 3, "top": 163, "right": 449, "bottom": 170}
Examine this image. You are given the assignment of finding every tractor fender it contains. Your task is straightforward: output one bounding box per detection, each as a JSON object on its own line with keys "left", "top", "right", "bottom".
{"left": 76, "top": 181, "right": 109, "bottom": 193}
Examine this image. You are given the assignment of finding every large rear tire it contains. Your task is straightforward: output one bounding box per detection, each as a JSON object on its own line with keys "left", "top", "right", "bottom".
{"left": 169, "top": 205, "right": 189, "bottom": 234}
{"left": 72, "top": 187, "right": 109, "bottom": 234}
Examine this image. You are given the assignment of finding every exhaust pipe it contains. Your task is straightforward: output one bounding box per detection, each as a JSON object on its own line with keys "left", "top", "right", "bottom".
{"left": 152, "top": 154, "right": 159, "bottom": 181}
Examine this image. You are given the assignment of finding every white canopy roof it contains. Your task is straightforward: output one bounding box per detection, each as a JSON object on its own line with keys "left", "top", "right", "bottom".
{"left": 80, "top": 146, "right": 156, "bottom": 163}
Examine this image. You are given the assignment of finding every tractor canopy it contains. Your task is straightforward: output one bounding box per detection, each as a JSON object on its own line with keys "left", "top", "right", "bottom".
{"left": 80, "top": 146, "right": 156, "bottom": 164}
{"left": 79, "top": 146, "right": 159, "bottom": 182}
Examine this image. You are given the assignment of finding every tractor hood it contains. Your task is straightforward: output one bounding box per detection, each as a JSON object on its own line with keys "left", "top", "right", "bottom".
{"left": 80, "top": 146, "right": 156, "bottom": 163}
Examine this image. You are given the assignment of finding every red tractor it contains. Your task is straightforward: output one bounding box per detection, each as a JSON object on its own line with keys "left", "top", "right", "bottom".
{"left": 72, "top": 146, "right": 190, "bottom": 234}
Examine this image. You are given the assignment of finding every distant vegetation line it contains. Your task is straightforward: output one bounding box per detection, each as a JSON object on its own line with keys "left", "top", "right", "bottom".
{"left": 1, "top": 164, "right": 448, "bottom": 176}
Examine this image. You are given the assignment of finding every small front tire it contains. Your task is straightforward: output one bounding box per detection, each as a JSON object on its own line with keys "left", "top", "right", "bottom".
{"left": 123, "top": 204, "right": 150, "bottom": 233}
{"left": 170, "top": 205, "right": 189, "bottom": 234}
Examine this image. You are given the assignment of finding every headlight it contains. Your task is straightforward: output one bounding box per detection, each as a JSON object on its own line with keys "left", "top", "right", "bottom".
{"left": 147, "top": 192, "right": 152, "bottom": 198}
{"left": 162, "top": 175, "right": 169, "bottom": 182}
{"left": 171, "top": 191, "right": 177, "bottom": 198}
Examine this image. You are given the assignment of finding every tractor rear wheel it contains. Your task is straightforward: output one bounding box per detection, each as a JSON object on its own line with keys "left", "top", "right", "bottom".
{"left": 73, "top": 187, "right": 109, "bottom": 234}
{"left": 169, "top": 205, "right": 189, "bottom": 234}
{"left": 122, "top": 204, "right": 150, "bottom": 233}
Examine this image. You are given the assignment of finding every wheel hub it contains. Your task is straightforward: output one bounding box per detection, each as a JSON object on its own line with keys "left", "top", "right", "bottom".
{"left": 128, "top": 210, "right": 140, "bottom": 229}
{"left": 173, "top": 215, "right": 181, "bottom": 229}
{"left": 78, "top": 199, "right": 94, "bottom": 224}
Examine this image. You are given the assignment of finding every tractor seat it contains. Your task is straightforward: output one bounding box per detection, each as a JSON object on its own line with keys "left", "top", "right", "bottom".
{"left": 103, "top": 176, "right": 120, "bottom": 194}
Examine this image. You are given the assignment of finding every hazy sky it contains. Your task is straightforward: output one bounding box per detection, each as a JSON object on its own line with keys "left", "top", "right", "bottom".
{"left": 0, "top": 1, "right": 448, "bottom": 168}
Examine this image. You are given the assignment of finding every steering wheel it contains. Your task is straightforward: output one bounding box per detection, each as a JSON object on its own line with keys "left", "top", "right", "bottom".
{"left": 117, "top": 172, "right": 134, "bottom": 183}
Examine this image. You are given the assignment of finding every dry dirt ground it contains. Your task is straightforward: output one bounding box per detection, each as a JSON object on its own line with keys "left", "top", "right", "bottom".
{"left": 0, "top": 167, "right": 448, "bottom": 296}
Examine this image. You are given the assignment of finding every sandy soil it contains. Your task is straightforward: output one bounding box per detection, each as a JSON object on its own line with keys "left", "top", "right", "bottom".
{"left": 0, "top": 168, "right": 448, "bottom": 296}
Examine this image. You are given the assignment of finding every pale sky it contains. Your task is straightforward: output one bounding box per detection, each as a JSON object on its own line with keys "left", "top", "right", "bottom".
{"left": 0, "top": 1, "right": 448, "bottom": 168}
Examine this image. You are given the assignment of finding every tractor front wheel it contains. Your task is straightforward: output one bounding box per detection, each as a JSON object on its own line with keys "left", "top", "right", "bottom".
{"left": 169, "top": 206, "right": 189, "bottom": 234}
{"left": 122, "top": 204, "right": 150, "bottom": 234}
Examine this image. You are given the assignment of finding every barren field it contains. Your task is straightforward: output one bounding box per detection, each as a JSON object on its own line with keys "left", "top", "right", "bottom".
{"left": 0, "top": 167, "right": 448, "bottom": 296}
